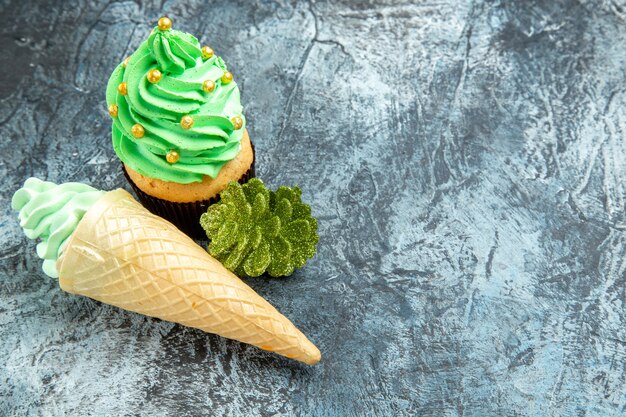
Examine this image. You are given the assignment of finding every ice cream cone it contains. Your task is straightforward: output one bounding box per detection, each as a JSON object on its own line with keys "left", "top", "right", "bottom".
{"left": 56, "top": 189, "right": 320, "bottom": 365}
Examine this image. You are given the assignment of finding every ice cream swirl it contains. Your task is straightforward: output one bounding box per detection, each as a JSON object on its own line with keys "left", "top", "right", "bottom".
{"left": 12, "top": 178, "right": 105, "bottom": 278}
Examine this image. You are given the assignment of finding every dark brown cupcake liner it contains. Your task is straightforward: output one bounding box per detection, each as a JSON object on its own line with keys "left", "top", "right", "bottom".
{"left": 122, "top": 145, "right": 255, "bottom": 239}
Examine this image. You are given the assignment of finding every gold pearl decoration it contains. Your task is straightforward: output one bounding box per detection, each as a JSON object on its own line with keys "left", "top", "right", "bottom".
{"left": 146, "top": 68, "right": 162, "bottom": 84}
{"left": 118, "top": 82, "right": 128, "bottom": 96}
{"left": 166, "top": 150, "right": 180, "bottom": 164}
{"left": 231, "top": 116, "right": 243, "bottom": 130}
{"left": 123, "top": 57, "right": 129, "bottom": 68}
{"left": 108, "top": 104, "right": 118, "bottom": 117}
{"left": 180, "top": 115, "right": 194, "bottom": 129}
{"left": 201, "top": 46, "right": 214, "bottom": 60}
{"left": 221, "top": 71, "right": 233, "bottom": 84}
{"left": 131, "top": 124, "right": 145, "bottom": 138}
{"left": 158, "top": 16, "right": 172, "bottom": 31}
{"left": 202, "top": 80, "right": 216, "bottom": 93}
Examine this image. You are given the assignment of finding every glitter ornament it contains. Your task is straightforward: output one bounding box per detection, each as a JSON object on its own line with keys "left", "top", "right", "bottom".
{"left": 199, "top": 178, "right": 319, "bottom": 277}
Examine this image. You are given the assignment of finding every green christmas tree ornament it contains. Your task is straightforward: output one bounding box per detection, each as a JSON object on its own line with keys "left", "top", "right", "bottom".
{"left": 199, "top": 178, "right": 319, "bottom": 277}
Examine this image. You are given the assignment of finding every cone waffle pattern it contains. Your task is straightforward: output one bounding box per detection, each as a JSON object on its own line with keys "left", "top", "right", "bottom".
{"left": 57, "top": 189, "right": 320, "bottom": 365}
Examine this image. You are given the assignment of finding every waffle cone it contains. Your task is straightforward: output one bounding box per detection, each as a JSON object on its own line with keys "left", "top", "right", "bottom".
{"left": 56, "top": 189, "right": 320, "bottom": 365}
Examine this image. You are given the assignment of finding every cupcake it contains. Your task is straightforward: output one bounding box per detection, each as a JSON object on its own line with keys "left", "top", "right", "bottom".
{"left": 106, "top": 17, "right": 254, "bottom": 238}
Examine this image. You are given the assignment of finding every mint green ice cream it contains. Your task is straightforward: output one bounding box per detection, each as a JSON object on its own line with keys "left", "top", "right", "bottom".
{"left": 11, "top": 178, "right": 106, "bottom": 278}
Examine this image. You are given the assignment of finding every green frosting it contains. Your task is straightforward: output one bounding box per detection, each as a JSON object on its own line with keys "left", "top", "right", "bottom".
{"left": 199, "top": 179, "right": 319, "bottom": 277}
{"left": 11, "top": 178, "right": 105, "bottom": 278}
{"left": 106, "top": 24, "right": 245, "bottom": 184}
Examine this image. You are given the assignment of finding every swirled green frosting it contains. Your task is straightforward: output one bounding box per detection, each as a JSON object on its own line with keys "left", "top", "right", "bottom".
{"left": 11, "top": 178, "right": 105, "bottom": 278}
{"left": 106, "top": 23, "right": 246, "bottom": 184}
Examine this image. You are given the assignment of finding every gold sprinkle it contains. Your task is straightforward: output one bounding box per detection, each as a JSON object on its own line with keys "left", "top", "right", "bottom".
{"left": 201, "top": 46, "right": 214, "bottom": 60}
{"left": 108, "top": 104, "right": 118, "bottom": 117}
{"left": 221, "top": 71, "right": 233, "bottom": 84}
{"left": 122, "top": 57, "right": 129, "bottom": 68}
{"left": 180, "top": 115, "right": 194, "bottom": 129}
{"left": 118, "top": 82, "right": 128, "bottom": 96}
{"left": 146, "top": 68, "right": 162, "bottom": 84}
{"left": 166, "top": 150, "right": 180, "bottom": 164}
{"left": 202, "top": 80, "right": 215, "bottom": 93}
{"left": 231, "top": 116, "right": 243, "bottom": 130}
{"left": 158, "top": 16, "right": 172, "bottom": 31}
{"left": 131, "top": 124, "right": 145, "bottom": 138}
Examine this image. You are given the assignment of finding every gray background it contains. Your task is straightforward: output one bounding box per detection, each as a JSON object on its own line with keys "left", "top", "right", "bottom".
{"left": 1, "top": 0, "right": 625, "bottom": 415}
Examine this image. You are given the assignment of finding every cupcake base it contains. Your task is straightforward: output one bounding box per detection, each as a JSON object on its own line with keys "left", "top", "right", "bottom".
{"left": 123, "top": 144, "right": 255, "bottom": 239}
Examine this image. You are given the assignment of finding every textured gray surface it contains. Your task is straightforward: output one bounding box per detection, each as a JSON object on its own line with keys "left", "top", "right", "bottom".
{"left": 1, "top": 0, "right": 625, "bottom": 415}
